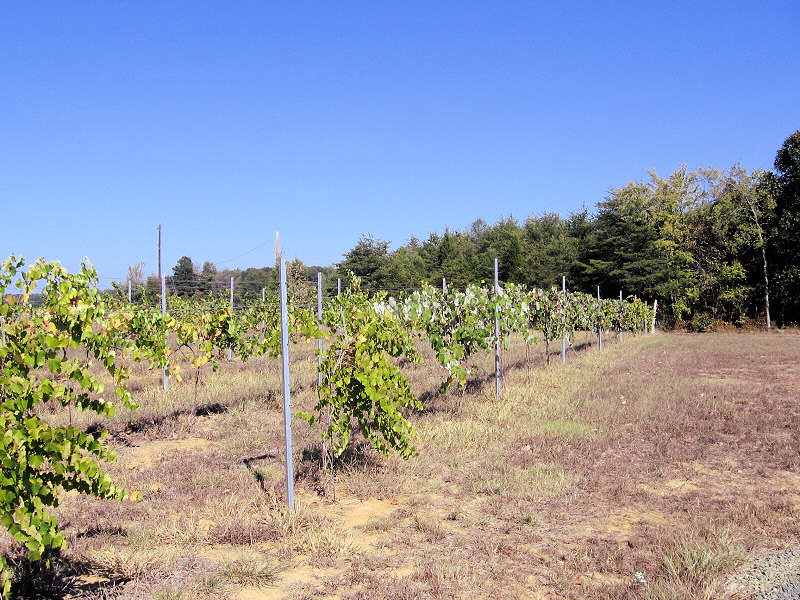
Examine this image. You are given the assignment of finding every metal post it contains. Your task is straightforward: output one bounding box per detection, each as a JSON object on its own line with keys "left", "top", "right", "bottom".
{"left": 494, "top": 258, "right": 500, "bottom": 399}
{"left": 279, "top": 257, "right": 295, "bottom": 511}
{"left": 562, "top": 276, "right": 567, "bottom": 364}
{"left": 128, "top": 280, "right": 131, "bottom": 303}
{"left": 161, "top": 274, "right": 168, "bottom": 392}
{"left": 157, "top": 224, "right": 162, "bottom": 283}
{"left": 228, "top": 276, "right": 234, "bottom": 361}
{"left": 161, "top": 274, "right": 167, "bottom": 317}
{"left": 619, "top": 290, "right": 624, "bottom": 342}
{"left": 443, "top": 277, "right": 447, "bottom": 295}
{"left": 337, "top": 278, "right": 341, "bottom": 296}
{"left": 597, "top": 285, "right": 602, "bottom": 351}
{"left": 317, "top": 272, "right": 323, "bottom": 386}
{"left": 652, "top": 299, "right": 658, "bottom": 334}
{"left": 260, "top": 287, "right": 266, "bottom": 344}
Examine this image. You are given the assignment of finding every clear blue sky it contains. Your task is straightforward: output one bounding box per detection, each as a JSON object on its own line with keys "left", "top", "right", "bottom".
{"left": 2, "top": 1, "right": 798, "bottom": 284}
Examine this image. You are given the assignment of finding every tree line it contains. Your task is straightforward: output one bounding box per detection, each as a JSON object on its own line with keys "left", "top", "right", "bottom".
{"left": 118, "top": 258, "right": 334, "bottom": 306}
{"left": 335, "top": 130, "right": 800, "bottom": 328}
{"left": 117, "top": 130, "right": 799, "bottom": 328}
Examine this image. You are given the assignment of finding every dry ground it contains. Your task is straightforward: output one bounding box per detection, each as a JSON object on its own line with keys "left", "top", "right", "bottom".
{"left": 4, "top": 329, "right": 800, "bottom": 599}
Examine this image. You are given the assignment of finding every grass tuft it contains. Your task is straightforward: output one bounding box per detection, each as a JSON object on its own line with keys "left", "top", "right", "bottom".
{"left": 219, "top": 558, "right": 283, "bottom": 588}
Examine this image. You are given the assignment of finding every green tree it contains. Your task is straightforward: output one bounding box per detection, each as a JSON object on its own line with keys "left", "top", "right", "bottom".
{"left": 171, "top": 256, "right": 198, "bottom": 297}
{"left": 523, "top": 213, "right": 580, "bottom": 289}
{"left": 418, "top": 233, "right": 443, "bottom": 280}
{"left": 771, "top": 130, "right": 800, "bottom": 324}
{"left": 198, "top": 261, "right": 217, "bottom": 294}
{"left": 586, "top": 167, "right": 704, "bottom": 324}
{"left": 434, "top": 230, "right": 479, "bottom": 287}
{"left": 564, "top": 209, "right": 595, "bottom": 292}
{"left": 144, "top": 274, "right": 161, "bottom": 303}
{"left": 476, "top": 218, "right": 526, "bottom": 283}
{"left": 385, "top": 244, "right": 427, "bottom": 290}
{"left": 239, "top": 266, "right": 274, "bottom": 301}
{"left": 586, "top": 181, "right": 662, "bottom": 298}
{"left": 698, "top": 165, "right": 775, "bottom": 326}
{"left": 337, "top": 236, "right": 392, "bottom": 291}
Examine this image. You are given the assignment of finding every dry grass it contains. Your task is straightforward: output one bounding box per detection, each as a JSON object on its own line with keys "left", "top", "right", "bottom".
{"left": 4, "top": 329, "right": 800, "bottom": 599}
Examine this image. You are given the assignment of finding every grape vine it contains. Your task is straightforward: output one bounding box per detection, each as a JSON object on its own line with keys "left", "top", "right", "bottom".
{"left": 299, "top": 278, "right": 421, "bottom": 461}
{"left": 0, "top": 257, "right": 155, "bottom": 595}
{"left": 0, "top": 254, "right": 654, "bottom": 591}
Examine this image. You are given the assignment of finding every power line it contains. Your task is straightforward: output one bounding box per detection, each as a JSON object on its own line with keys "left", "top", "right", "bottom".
{"left": 214, "top": 239, "right": 275, "bottom": 265}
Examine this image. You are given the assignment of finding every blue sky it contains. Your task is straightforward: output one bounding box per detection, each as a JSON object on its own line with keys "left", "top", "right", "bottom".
{"left": 2, "top": 1, "right": 799, "bottom": 285}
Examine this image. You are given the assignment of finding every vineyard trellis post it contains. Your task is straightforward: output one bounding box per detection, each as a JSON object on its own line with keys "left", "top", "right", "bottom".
{"left": 652, "top": 299, "right": 658, "bottom": 333}
{"left": 259, "top": 287, "right": 266, "bottom": 344}
{"left": 279, "top": 256, "right": 295, "bottom": 511}
{"left": 619, "top": 290, "right": 624, "bottom": 342}
{"left": 443, "top": 278, "right": 447, "bottom": 294}
{"left": 317, "top": 271, "right": 323, "bottom": 386}
{"left": 337, "top": 278, "right": 341, "bottom": 296}
{"left": 597, "top": 285, "right": 602, "bottom": 350}
{"left": 128, "top": 280, "right": 132, "bottom": 302}
{"left": 562, "top": 276, "right": 567, "bottom": 364}
{"left": 228, "top": 276, "right": 234, "bottom": 361}
{"left": 494, "top": 258, "right": 500, "bottom": 399}
{"left": 161, "top": 273, "right": 168, "bottom": 391}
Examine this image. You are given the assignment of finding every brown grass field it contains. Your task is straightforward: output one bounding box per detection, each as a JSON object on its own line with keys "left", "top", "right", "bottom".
{"left": 3, "top": 329, "right": 800, "bottom": 599}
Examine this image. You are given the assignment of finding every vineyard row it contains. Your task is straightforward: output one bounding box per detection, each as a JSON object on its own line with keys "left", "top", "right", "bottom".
{"left": 0, "top": 256, "right": 652, "bottom": 592}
